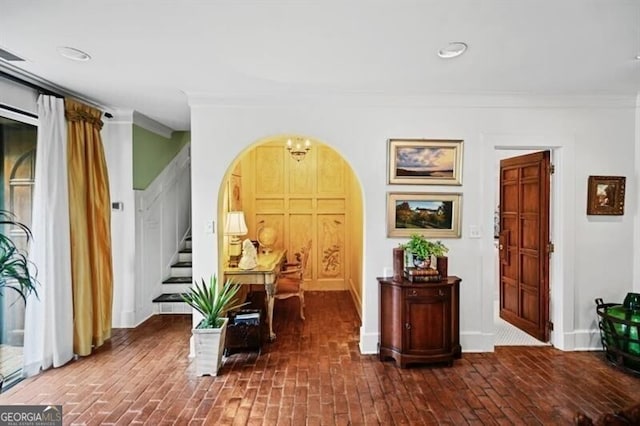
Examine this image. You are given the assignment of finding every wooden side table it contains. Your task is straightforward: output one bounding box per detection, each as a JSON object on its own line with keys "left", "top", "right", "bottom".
{"left": 378, "top": 276, "right": 461, "bottom": 368}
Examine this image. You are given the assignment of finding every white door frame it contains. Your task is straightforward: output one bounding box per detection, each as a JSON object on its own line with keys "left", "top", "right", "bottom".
{"left": 481, "top": 133, "right": 576, "bottom": 351}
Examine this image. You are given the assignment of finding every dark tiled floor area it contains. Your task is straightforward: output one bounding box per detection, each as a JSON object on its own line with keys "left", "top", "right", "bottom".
{"left": 0, "top": 291, "right": 638, "bottom": 425}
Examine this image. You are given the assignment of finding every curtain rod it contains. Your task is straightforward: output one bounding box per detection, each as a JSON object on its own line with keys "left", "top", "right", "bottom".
{"left": 0, "top": 103, "right": 38, "bottom": 119}
{"left": 0, "top": 70, "right": 113, "bottom": 118}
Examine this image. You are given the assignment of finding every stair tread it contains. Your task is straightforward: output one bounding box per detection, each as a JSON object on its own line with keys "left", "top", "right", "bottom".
{"left": 153, "top": 293, "right": 187, "bottom": 303}
{"left": 180, "top": 248, "right": 192, "bottom": 253}
{"left": 171, "top": 261, "right": 192, "bottom": 268}
{"left": 163, "top": 276, "right": 192, "bottom": 284}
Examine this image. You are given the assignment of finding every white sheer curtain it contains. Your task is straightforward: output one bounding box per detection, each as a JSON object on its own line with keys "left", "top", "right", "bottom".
{"left": 23, "top": 95, "right": 74, "bottom": 376}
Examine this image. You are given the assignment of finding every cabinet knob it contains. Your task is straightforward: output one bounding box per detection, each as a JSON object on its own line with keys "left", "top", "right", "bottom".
{"left": 405, "top": 323, "right": 411, "bottom": 330}
{"left": 439, "top": 289, "right": 445, "bottom": 297}
{"left": 409, "top": 290, "right": 417, "bottom": 297}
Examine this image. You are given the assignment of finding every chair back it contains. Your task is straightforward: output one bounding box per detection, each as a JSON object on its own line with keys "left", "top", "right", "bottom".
{"left": 276, "top": 240, "right": 311, "bottom": 320}
{"left": 281, "top": 240, "right": 312, "bottom": 283}
{"left": 298, "top": 240, "right": 312, "bottom": 277}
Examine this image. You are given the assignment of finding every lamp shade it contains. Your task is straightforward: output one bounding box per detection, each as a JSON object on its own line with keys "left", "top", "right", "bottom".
{"left": 224, "top": 211, "right": 248, "bottom": 236}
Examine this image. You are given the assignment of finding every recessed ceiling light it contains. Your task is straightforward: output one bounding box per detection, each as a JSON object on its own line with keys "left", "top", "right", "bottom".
{"left": 438, "top": 42, "right": 468, "bottom": 59}
{"left": 57, "top": 46, "right": 91, "bottom": 62}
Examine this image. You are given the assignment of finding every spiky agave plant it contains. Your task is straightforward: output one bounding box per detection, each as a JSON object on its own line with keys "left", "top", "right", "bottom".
{"left": 181, "top": 275, "right": 248, "bottom": 328}
{"left": 0, "top": 210, "right": 38, "bottom": 303}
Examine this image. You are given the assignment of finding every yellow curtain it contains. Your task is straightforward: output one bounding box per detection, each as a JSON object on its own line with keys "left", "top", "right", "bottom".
{"left": 65, "top": 98, "right": 113, "bottom": 356}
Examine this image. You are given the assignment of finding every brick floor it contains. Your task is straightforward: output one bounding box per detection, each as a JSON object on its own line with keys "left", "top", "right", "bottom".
{"left": 0, "top": 291, "right": 638, "bottom": 425}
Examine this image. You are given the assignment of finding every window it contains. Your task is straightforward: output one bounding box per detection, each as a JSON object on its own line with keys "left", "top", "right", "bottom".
{"left": 0, "top": 109, "right": 37, "bottom": 389}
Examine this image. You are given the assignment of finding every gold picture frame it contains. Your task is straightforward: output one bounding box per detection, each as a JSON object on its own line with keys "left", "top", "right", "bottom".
{"left": 586, "top": 175, "right": 625, "bottom": 215}
{"left": 228, "top": 173, "right": 242, "bottom": 211}
{"left": 387, "top": 192, "right": 462, "bottom": 238}
{"left": 388, "top": 139, "right": 463, "bottom": 185}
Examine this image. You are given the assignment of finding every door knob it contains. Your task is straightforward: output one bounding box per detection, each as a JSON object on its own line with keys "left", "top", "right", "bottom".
{"left": 499, "top": 244, "right": 504, "bottom": 250}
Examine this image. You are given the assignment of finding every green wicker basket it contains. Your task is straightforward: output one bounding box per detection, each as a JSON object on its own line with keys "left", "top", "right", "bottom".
{"left": 596, "top": 296, "right": 640, "bottom": 374}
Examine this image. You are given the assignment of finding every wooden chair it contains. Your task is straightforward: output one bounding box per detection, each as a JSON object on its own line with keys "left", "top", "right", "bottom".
{"left": 275, "top": 240, "right": 311, "bottom": 320}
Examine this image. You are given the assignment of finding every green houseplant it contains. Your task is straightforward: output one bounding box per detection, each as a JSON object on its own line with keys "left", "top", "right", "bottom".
{"left": 0, "top": 210, "right": 38, "bottom": 302}
{"left": 403, "top": 233, "right": 449, "bottom": 269}
{"left": 182, "top": 275, "right": 248, "bottom": 376}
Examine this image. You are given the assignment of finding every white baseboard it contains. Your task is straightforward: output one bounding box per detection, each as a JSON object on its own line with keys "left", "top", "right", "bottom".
{"left": 359, "top": 330, "right": 379, "bottom": 354}
{"left": 352, "top": 327, "right": 602, "bottom": 355}
{"left": 461, "top": 332, "right": 495, "bottom": 353}
{"left": 113, "top": 310, "right": 136, "bottom": 329}
{"left": 132, "top": 312, "right": 154, "bottom": 329}
{"left": 565, "top": 329, "right": 602, "bottom": 351}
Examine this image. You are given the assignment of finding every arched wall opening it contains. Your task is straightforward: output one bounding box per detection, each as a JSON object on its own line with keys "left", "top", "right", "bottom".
{"left": 216, "top": 134, "right": 365, "bottom": 321}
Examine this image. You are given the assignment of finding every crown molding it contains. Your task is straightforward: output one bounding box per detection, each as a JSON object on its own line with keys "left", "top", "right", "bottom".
{"left": 133, "top": 111, "right": 173, "bottom": 139}
{"left": 104, "top": 109, "right": 174, "bottom": 138}
{"left": 187, "top": 90, "right": 638, "bottom": 110}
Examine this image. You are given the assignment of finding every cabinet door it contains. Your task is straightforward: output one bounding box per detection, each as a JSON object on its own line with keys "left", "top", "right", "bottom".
{"left": 404, "top": 288, "right": 451, "bottom": 355}
{"left": 380, "top": 283, "right": 403, "bottom": 352}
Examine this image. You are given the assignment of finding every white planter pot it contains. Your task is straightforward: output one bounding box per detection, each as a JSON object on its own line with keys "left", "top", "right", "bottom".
{"left": 192, "top": 317, "right": 228, "bottom": 376}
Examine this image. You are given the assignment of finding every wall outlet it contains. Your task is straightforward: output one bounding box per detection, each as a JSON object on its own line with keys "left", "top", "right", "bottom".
{"left": 469, "top": 225, "right": 482, "bottom": 238}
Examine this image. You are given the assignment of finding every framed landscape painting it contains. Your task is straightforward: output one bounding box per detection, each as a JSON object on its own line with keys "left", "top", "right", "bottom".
{"left": 388, "top": 139, "right": 463, "bottom": 185}
{"left": 387, "top": 192, "right": 462, "bottom": 238}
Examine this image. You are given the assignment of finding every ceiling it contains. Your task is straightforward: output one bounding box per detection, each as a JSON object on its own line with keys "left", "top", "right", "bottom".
{"left": 1, "top": 0, "right": 639, "bottom": 131}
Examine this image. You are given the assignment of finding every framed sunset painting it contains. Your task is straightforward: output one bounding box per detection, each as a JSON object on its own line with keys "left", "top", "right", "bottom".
{"left": 388, "top": 139, "right": 463, "bottom": 185}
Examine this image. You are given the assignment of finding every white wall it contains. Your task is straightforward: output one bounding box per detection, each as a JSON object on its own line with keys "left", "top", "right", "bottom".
{"left": 102, "top": 112, "right": 136, "bottom": 328}
{"left": 188, "top": 94, "right": 637, "bottom": 353}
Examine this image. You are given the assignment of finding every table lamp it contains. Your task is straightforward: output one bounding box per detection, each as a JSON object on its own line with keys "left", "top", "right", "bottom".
{"left": 224, "top": 211, "right": 248, "bottom": 267}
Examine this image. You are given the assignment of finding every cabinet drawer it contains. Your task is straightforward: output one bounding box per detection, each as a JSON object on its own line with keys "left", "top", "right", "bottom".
{"left": 405, "top": 286, "right": 448, "bottom": 298}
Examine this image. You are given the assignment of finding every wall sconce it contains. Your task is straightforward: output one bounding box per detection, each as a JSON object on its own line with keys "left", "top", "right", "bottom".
{"left": 286, "top": 138, "right": 311, "bottom": 162}
{"left": 224, "top": 211, "right": 248, "bottom": 267}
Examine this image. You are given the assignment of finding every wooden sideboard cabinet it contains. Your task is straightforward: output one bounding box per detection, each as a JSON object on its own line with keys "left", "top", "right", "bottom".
{"left": 378, "top": 276, "right": 461, "bottom": 368}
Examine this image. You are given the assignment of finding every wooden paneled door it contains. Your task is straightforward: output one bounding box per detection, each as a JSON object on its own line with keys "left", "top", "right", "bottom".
{"left": 499, "top": 151, "right": 551, "bottom": 341}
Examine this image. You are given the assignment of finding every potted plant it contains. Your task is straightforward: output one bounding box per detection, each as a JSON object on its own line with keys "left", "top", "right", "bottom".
{"left": 404, "top": 234, "right": 449, "bottom": 269}
{"left": 0, "top": 210, "right": 38, "bottom": 302}
{"left": 182, "top": 275, "right": 248, "bottom": 376}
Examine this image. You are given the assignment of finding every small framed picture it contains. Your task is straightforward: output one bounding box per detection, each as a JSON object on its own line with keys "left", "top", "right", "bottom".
{"left": 586, "top": 175, "right": 626, "bottom": 215}
{"left": 387, "top": 192, "right": 462, "bottom": 238}
{"left": 388, "top": 139, "right": 463, "bottom": 185}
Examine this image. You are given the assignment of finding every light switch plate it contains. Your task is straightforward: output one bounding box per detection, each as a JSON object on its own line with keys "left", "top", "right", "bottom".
{"left": 205, "top": 220, "right": 215, "bottom": 234}
{"left": 469, "top": 225, "right": 482, "bottom": 238}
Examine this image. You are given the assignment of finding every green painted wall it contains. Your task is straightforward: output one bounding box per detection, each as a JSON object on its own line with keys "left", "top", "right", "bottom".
{"left": 133, "top": 126, "right": 190, "bottom": 190}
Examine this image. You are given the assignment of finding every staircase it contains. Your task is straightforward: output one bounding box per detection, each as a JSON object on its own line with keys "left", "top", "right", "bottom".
{"left": 152, "top": 236, "right": 192, "bottom": 314}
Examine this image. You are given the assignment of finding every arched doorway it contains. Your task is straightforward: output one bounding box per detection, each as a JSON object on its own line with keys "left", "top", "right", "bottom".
{"left": 217, "top": 135, "right": 365, "bottom": 320}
